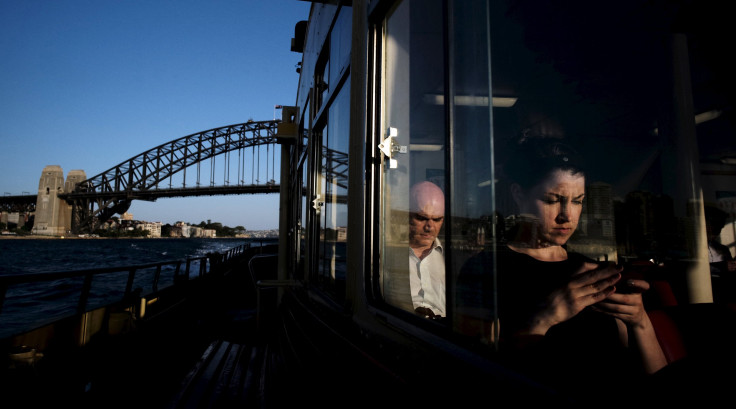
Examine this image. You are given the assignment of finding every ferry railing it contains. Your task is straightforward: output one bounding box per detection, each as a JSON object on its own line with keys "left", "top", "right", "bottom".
{"left": 0, "top": 242, "right": 252, "bottom": 338}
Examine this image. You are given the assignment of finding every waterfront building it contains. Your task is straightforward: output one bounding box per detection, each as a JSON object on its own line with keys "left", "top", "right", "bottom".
{"left": 189, "top": 226, "right": 202, "bottom": 238}
{"left": 136, "top": 221, "right": 162, "bottom": 238}
{"left": 0, "top": 212, "right": 29, "bottom": 230}
{"left": 200, "top": 229, "right": 216, "bottom": 238}
{"left": 174, "top": 221, "right": 191, "bottom": 237}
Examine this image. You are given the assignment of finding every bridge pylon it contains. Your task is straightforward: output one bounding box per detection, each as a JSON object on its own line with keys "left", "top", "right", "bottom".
{"left": 31, "top": 166, "right": 86, "bottom": 236}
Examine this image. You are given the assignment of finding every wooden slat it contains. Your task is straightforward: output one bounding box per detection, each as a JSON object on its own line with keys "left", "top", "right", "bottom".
{"left": 166, "top": 339, "right": 261, "bottom": 409}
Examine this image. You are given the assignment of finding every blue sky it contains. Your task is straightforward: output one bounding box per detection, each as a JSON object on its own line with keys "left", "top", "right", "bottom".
{"left": 0, "top": 0, "right": 311, "bottom": 230}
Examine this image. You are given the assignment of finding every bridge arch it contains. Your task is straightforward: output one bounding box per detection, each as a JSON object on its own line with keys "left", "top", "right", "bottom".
{"left": 63, "top": 120, "right": 283, "bottom": 233}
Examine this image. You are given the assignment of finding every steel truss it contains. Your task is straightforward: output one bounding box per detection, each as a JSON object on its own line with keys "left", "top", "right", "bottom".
{"left": 61, "top": 120, "right": 281, "bottom": 233}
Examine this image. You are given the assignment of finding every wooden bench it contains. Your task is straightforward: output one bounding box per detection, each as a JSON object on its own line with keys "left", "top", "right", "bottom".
{"left": 166, "top": 339, "right": 263, "bottom": 409}
{"left": 165, "top": 252, "right": 280, "bottom": 408}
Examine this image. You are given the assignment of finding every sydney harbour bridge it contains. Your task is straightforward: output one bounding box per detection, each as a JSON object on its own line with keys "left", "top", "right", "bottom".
{"left": 2, "top": 120, "right": 291, "bottom": 234}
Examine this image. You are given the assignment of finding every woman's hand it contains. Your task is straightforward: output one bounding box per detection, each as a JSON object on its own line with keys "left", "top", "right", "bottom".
{"left": 524, "top": 262, "right": 622, "bottom": 335}
{"left": 594, "top": 278, "right": 650, "bottom": 329}
{"left": 596, "top": 276, "right": 669, "bottom": 373}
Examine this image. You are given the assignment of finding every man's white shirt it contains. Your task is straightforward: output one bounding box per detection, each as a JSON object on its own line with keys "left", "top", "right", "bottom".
{"left": 409, "top": 238, "right": 445, "bottom": 317}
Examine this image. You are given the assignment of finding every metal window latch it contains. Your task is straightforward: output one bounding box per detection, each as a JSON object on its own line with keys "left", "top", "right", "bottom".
{"left": 378, "top": 127, "right": 406, "bottom": 169}
{"left": 312, "top": 194, "right": 323, "bottom": 213}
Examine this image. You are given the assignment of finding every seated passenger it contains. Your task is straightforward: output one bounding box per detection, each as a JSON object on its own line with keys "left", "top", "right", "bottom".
{"left": 381, "top": 181, "right": 446, "bottom": 319}
{"left": 705, "top": 205, "right": 736, "bottom": 276}
{"left": 408, "top": 181, "right": 446, "bottom": 319}
{"left": 705, "top": 204, "right": 736, "bottom": 304}
{"left": 460, "top": 138, "right": 667, "bottom": 399}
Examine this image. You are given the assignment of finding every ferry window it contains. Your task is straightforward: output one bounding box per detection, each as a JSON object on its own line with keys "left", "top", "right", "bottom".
{"left": 380, "top": 0, "right": 444, "bottom": 317}
{"left": 485, "top": 0, "right": 732, "bottom": 304}
{"left": 329, "top": 7, "right": 351, "bottom": 91}
{"left": 298, "top": 128, "right": 308, "bottom": 277}
{"left": 315, "top": 55, "right": 329, "bottom": 112}
{"left": 493, "top": 0, "right": 736, "bottom": 358}
{"left": 293, "top": 103, "right": 309, "bottom": 280}
{"left": 436, "top": 0, "right": 736, "bottom": 395}
{"left": 296, "top": 157, "right": 307, "bottom": 277}
{"left": 377, "top": 0, "right": 736, "bottom": 357}
{"left": 315, "top": 78, "right": 350, "bottom": 301}
{"left": 378, "top": 0, "right": 497, "bottom": 329}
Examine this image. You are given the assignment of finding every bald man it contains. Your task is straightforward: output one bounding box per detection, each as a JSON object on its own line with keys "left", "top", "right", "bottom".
{"left": 408, "top": 181, "right": 446, "bottom": 318}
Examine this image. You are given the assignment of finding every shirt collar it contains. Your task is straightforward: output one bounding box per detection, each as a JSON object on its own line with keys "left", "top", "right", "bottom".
{"left": 432, "top": 238, "right": 444, "bottom": 253}
{"left": 410, "top": 238, "right": 443, "bottom": 255}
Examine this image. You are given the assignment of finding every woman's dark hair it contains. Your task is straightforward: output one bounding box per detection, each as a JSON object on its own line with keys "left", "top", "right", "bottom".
{"left": 503, "top": 138, "right": 585, "bottom": 189}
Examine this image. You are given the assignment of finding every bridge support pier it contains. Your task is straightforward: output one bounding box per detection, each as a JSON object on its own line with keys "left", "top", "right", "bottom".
{"left": 32, "top": 166, "right": 86, "bottom": 236}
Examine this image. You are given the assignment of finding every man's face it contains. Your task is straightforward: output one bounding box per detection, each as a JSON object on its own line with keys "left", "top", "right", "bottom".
{"left": 409, "top": 206, "right": 444, "bottom": 250}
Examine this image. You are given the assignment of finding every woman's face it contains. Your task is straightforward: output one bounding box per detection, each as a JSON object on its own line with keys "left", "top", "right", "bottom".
{"left": 513, "top": 169, "right": 585, "bottom": 247}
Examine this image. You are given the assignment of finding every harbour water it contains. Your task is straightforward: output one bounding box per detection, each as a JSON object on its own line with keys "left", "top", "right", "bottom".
{"left": 0, "top": 237, "right": 273, "bottom": 338}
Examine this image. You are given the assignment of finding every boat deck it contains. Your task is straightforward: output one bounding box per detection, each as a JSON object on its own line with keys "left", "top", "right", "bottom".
{"left": 1, "top": 247, "right": 275, "bottom": 408}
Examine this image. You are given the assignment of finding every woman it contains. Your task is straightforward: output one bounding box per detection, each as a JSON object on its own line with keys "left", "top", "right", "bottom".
{"left": 460, "top": 138, "right": 667, "bottom": 399}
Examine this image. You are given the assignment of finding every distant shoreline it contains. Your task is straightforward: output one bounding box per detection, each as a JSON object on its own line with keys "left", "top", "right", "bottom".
{"left": 0, "top": 234, "right": 58, "bottom": 239}
{"left": 0, "top": 235, "right": 269, "bottom": 240}
{"left": 0, "top": 235, "right": 141, "bottom": 240}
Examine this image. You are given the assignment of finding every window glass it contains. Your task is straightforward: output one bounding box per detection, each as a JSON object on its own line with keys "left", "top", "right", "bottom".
{"left": 378, "top": 0, "right": 496, "bottom": 339}
{"left": 486, "top": 0, "right": 730, "bottom": 305}
{"left": 456, "top": 0, "right": 736, "bottom": 395}
{"left": 294, "top": 101, "right": 309, "bottom": 279}
{"left": 446, "top": 0, "right": 496, "bottom": 339}
{"left": 379, "top": 0, "right": 453, "bottom": 320}
{"left": 297, "top": 158, "right": 307, "bottom": 277}
{"left": 377, "top": 0, "right": 735, "bottom": 354}
{"left": 316, "top": 55, "right": 329, "bottom": 112}
{"left": 329, "top": 7, "right": 352, "bottom": 89}
{"left": 317, "top": 78, "right": 350, "bottom": 301}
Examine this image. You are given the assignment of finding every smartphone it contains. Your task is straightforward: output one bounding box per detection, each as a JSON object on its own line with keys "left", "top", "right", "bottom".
{"left": 616, "top": 260, "right": 652, "bottom": 294}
